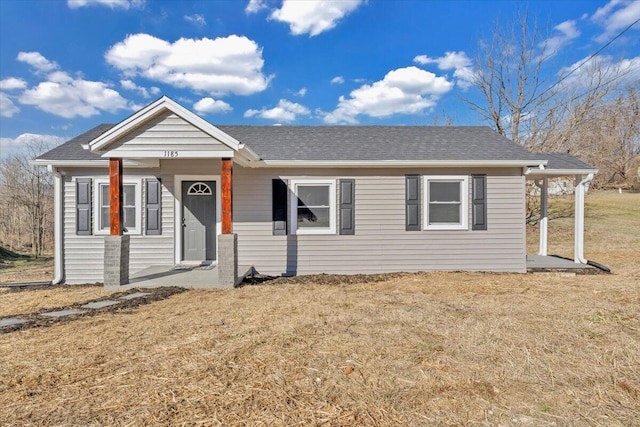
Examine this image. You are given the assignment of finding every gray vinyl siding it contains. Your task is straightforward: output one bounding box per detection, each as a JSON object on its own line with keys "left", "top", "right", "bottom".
{"left": 233, "top": 167, "right": 526, "bottom": 274}
{"left": 107, "top": 111, "right": 230, "bottom": 154}
{"left": 61, "top": 167, "right": 176, "bottom": 284}
{"left": 59, "top": 162, "right": 525, "bottom": 283}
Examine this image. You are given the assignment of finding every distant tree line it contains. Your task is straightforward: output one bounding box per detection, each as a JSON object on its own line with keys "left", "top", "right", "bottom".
{"left": 467, "top": 10, "right": 640, "bottom": 190}
{"left": 0, "top": 139, "right": 54, "bottom": 257}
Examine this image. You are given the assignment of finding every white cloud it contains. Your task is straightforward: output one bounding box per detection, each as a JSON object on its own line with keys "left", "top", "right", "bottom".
{"left": 67, "top": 0, "right": 144, "bottom": 9}
{"left": 1, "top": 93, "right": 20, "bottom": 117}
{"left": 120, "top": 79, "right": 155, "bottom": 98}
{"left": 295, "top": 87, "right": 307, "bottom": 97}
{"left": 17, "top": 51, "right": 59, "bottom": 73}
{"left": 0, "top": 133, "right": 66, "bottom": 159}
{"left": 541, "top": 20, "right": 581, "bottom": 56}
{"left": 558, "top": 54, "right": 640, "bottom": 88}
{"left": 193, "top": 97, "right": 232, "bottom": 114}
{"left": 184, "top": 13, "right": 206, "bottom": 26}
{"left": 270, "top": 0, "right": 364, "bottom": 36}
{"left": 105, "top": 33, "right": 271, "bottom": 96}
{"left": 244, "top": 99, "right": 310, "bottom": 122}
{"left": 591, "top": 0, "right": 640, "bottom": 42}
{"left": 330, "top": 76, "right": 345, "bottom": 84}
{"left": 245, "top": 0, "right": 268, "bottom": 14}
{"left": 413, "top": 51, "right": 475, "bottom": 89}
{"left": 18, "top": 58, "right": 131, "bottom": 119}
{"left": 0, "top": 78, "right": 27, "bottom": 91}
{"left": 149, "top": 86, "right": 160, "bottom": 95}
{"left": 323, "top": 66, "right": 453, "bottom": 124}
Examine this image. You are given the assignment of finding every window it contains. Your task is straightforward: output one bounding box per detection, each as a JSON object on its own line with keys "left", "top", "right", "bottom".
{"left": 94, "top": 178, "right": 142, "bottom": 234}
{"left": 424, "top": 176, "right": 468, "bottom": 230}
{"left": 290, "top": 179, "right": 336, "bottom": 234}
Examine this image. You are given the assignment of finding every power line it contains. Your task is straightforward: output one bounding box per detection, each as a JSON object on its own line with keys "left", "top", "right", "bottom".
{"left": 531, "top": 16, "right": 640, "bottom": 105}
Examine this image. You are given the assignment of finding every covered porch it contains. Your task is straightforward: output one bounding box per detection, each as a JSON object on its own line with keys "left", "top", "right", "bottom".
{"left": 525, "top": 153, "right": 601, "bottom": 273}
{"left": 85, "top": 97, "right": 260, "bottom": 288}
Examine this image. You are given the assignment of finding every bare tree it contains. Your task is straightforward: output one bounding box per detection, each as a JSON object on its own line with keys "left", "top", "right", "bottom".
{"left": 467, "top": 10, "right": 640, "bottom": 190}
{"left": 465, "top": 10, "right": 557, "bottom": 144}
{"left": 0, "top": 139, "right": 55, "bottom": 256}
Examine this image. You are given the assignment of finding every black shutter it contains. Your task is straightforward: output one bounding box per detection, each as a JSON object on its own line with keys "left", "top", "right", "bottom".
{"left": 339, "top": 179, "right": 355, "bottom": 235}
{"left": 146, "top": 178, "right": 162, "bottom": 235}
{"left": 406, "top": 175, "right": 421, "bottom": 231}
{"left": 472, "top": 174, "right": 487, "bottom": 230}
{"left": 76, "top": 178, "right": 92, "bottom": 235}
{"left": 272, "top": 179, "right": 288, "bottom": 235}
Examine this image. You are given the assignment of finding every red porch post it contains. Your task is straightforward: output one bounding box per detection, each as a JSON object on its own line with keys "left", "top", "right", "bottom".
{"left": 109, "top": 158, "right": 123, "bottom": 236}
{"left": 221, "top": 158, "right": 232, "bottom": 234}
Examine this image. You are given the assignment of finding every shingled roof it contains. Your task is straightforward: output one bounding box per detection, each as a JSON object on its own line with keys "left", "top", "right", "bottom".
{"left": 38, "top": 124, "right": 549, "bottom": 163}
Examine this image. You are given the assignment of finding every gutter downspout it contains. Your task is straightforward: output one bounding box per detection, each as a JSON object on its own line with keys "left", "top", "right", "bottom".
{"left": 48, "top": 165, "right": 64, "bottom": 284}
{"left": 574, "top": 173, "right": 594, "bottom": 264}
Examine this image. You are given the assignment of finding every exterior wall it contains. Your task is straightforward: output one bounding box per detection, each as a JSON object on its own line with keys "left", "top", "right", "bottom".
{"left": 61, "top": 160, "right": 220, "bottom": 284}
{"left": 233, "top": 167, "right": 526, "bottom": 274}
{"left": 60, "top": 162, "right": 525, "bottom": 283}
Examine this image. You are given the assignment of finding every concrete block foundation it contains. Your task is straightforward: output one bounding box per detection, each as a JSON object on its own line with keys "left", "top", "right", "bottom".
{"left": 104, "top": 235, "right": 130, "bottom": 287}
{"left": 218, "top": 233, "right": 238, "bottom": 288}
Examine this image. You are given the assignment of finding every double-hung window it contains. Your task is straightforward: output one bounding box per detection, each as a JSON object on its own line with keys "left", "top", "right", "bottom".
{"left": 94, "top": 178, "right": 142, "bottom": 234}
{"left": 424, "top": 175, "right": 468, "bottom": 230}
{"left": 290, "top": 179, "right": 336, "bottom": 234}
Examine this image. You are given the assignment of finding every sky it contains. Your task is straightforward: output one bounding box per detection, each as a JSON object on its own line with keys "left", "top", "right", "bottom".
{"left": 1, "top": 0, "right": 639, "bottom": 157}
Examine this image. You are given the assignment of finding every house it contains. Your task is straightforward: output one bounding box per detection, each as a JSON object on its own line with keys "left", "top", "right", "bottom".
{"left": 34, "top": 96, "right": 597, "bottom": 287}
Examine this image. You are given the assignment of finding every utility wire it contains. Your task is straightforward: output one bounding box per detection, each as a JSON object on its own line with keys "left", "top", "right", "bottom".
{"left": 531, "top": 16, "right": 640, "bottom": 105}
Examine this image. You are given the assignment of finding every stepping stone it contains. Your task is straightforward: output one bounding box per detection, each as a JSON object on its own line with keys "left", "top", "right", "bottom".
{"left": 120, "top": 292, "right": 151, "bottom": 300}
{"left": 0, "top": 318, "right": 30, "bottom": 327}
{"left": 81, "top": 300, "right": 121, "bottom": 309}
{"left": 41, "top": 309, "right": 84, "bottom": 318}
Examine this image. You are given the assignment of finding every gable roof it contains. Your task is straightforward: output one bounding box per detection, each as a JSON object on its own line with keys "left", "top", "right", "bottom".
{"left": 217, "top": 125, "right": 543, "bottom": 164}
{"left": 37, "top": 124, "right": 112, "bottom": 162}
{"left": 87, "top": 96, "right": 243, "bottom": 154}
{"left": 35, "top": 121, "right": 594, "bottom": 172}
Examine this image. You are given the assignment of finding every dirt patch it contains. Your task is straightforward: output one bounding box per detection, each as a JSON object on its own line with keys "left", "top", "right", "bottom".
{"left": 243, "top": 271, "right": 406, "bottom": 286}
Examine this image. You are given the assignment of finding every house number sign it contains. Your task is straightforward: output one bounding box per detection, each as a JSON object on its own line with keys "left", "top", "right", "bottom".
{"left": 163, "top": 151, "right": 179, "bottom": 157}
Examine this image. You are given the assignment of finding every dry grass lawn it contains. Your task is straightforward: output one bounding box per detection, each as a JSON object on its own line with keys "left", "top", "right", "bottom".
{"left": 0, "top": 191, "right": 638, "bottom": 426}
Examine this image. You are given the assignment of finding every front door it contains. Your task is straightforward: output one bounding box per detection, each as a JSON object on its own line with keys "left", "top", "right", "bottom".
{"left": 182, "top": 181, "right": 216, "bottom": 261}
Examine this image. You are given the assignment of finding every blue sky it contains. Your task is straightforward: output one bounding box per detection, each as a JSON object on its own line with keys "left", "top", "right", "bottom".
{"left": 1, "top": 0, "right": 639, "bottom": 156}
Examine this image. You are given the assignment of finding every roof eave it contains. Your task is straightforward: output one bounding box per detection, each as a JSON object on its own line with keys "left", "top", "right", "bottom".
{"left": 525, "top": 167, "right": 599, "bottom": 177}
{"left": 256, "top": 159, "right": 548, "bottom": 168}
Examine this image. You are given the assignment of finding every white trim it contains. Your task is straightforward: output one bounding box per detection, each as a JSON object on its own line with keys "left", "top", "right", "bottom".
{"left": 101, "top": 150, "right": 235, "bottom": 159}
{"left": 289, "top": 179, "right": 337, "bottom": 235}
{"left": 174, "top": 174, "right": 221, "bottom": 264}
{"left": 93, "top": 178, "right": 143, "bottom": 235}
{"left": 525, "top": 167, "right": 598, "bottom": 177}
{"left": 261, "top": 160, "right": 548, "bottom": 168}
{"left": 88, "top": 96, "right": 249, "bottom": 156}
{"left": 423, "top": 175, "right": 469, "bottom": 231}
{"left": 32, "top": 159, "right": 160, "bottom": 168}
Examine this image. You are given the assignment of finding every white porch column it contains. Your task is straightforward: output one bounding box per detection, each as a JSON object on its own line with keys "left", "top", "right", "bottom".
{"left": 574, "top": 173, "right": 594, "bottom": 264}
{"left": 538, "top": 177, "right": 548, "bottom": 256}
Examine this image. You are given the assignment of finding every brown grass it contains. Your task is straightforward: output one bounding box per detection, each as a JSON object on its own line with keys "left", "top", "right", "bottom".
{"left": 0, "top": 191, "right": 638, "bottom": 426}
{"left": 0, "top": 285, "right": 114, "bottom": 317}
{"left": 0, "top": 256, "right": 54, "bottom": 284}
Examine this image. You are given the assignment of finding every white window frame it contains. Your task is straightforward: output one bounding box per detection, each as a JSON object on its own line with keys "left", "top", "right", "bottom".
{"left": 93, "top": 178, "right": 143, "bottom": 235}
{"left": 289, "top": 179, "right": 336, "bottom": 235}
{"left": 423, "top": 175, "right": 469, "bottom": 231}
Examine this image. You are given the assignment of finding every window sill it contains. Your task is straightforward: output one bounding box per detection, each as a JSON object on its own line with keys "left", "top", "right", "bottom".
{"left": 424, "top": 224, "right": 468, "bottom": 231}
{"left": 293, "top": 228, "right": 336, "bottom": 235}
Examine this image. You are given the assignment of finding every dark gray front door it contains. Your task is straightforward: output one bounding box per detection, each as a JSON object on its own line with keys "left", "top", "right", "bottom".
{"left": 182, "top": 181, "right": 216, "bottom": 261}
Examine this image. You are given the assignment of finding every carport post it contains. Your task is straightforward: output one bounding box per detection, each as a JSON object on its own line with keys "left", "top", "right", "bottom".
{"left": 538, "top": 177, "right": 548, "bottom": 256}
